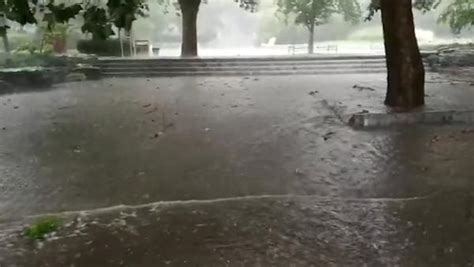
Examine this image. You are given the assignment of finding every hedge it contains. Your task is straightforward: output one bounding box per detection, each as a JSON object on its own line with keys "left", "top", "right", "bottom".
{"left": 77, "top": 39, "right": 132, "bottom": 57}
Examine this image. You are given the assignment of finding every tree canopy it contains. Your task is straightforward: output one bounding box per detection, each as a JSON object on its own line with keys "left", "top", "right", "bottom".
{"left": 439, "top": 0, "right": 473, "bottom": 33}
{"left": 276, "top": 0, "right": 361, "bottom": 53}
{"left": 367, "top": 0, "right": 473, "bottom": 33}
{"left": 276, "top": 0, "right": 361, "bottom": 29}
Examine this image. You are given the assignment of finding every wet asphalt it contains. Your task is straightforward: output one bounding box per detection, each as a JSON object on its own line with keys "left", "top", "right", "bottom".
{"left": 0, "top": 74, "right": 473, "bottom": 266}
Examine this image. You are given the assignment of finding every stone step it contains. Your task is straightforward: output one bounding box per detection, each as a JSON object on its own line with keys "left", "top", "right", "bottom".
{"left": 101, "top": 68, "right": 390, "bottom": 77}
{"left": 96, "top": 55, "right": 433, "bottom": 77}
{"left": 97, "top": 60, "right": 387, "bottom": 69}
{"left": 97, "top": 54, "right": 388, "bottom": 64}
{"left": 97, "top": 58, "right": 387, "bottom": 67}
{"left": 100, "top": 63, "right": 388, "bottom": 72}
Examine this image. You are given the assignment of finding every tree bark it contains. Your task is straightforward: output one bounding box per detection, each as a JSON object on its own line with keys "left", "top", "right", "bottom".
{"left": 308, "top": 23, "right": 315, "bottom": 54}
{"left": 179, "top": 0, "right": 201, "bottom": 57}
{"left": 380, "top": 0, "right": 425, "bottom": 109}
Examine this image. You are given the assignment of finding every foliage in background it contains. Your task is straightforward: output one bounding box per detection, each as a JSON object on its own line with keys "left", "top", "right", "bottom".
{"left": 367, "top": 0, "right": 472, "bottom": 34}
{"left": 42, "top": 23, "right": 69, "bottom": 53}
{"left": 108, "top": 0, "right": 149, "bottom": 32}
{"left": 0, "top": 0, "right": 36, "bottom": 26}
{"left": 77, "top": 39, "right": 131, "bottom": 56}
{"left": 81, "top": 6, "right": 114, "bottom": 40}
{"left": 43, "top": 2, "right": 82, "bottom": 30}
{"left": 439, "top": 0, "right": 473, "bottom": 33}
{"left": 276, "top": 0, "right": 361, "bottom": 52}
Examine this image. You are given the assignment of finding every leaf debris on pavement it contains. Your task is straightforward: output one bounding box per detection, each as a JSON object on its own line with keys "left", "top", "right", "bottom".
{"left": 353, "top": 85, "right": 375, "bottom": 91}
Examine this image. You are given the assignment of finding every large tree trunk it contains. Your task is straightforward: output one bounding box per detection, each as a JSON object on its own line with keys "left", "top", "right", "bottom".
{"left": 308, "top": 23, "right": 315, "bottom": 54}
{"left": 380, "top": 0, "right": 425, "bottom": 109}
{"left": 179, "top": 0, "right": 201, "bottom": 57}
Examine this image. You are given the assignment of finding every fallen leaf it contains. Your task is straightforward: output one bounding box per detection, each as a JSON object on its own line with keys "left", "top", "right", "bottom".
{"left": 145, "top": 107, "right": 158, "bottom": 114}
{"left": 353, "top": 85, "right": 375, "bottom": 91}
{"left": 323, "top": 131, "right": 336, "bottom": 141}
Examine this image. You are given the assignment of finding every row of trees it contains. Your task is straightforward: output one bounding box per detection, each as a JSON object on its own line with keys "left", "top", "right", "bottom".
{"left": 272, "top": 0, "right": 472, "bottom": 108}
{"left": 0, "top": 0, "right": 152, "bottom": 53}
{"left": 0, "top": 0, "right": 472, "bottom": 109}
{"left": 0, "top": 0, "right": 254, "bottom": 55}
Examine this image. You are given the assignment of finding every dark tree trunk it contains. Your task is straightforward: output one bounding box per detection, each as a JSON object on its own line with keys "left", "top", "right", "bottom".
{"left": 308, "top": 23, "right": 315, "bottom": 54}
{"left": 178, "top": 0, "right": 201, "bottom": 57}
{"left": 380, "top": 0, "right": 425, "bottom": 109}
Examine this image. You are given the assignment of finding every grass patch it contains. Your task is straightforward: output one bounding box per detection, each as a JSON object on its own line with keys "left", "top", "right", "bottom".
{"left": 24, "top": 217, "right": 62, "bottom": 240}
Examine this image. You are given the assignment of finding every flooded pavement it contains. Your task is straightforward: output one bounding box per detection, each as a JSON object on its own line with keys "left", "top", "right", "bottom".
{"left": 1, "top": 191, "right": 474, "bottom": 266}
{"left": 0, "top": 74, "right": 474, "bottom": 265}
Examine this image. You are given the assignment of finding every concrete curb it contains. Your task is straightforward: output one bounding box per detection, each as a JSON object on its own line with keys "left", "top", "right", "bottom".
{"left": 348, "top": 110, "right": 474, "bottom": 128}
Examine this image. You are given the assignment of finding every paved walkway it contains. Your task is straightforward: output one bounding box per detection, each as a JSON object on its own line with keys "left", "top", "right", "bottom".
{"left": 0, "top": 72, "right": 473, "bottom": 265}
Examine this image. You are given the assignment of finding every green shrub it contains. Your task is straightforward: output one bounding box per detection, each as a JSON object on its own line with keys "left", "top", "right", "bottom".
{"left": 0, "top": 53, "right": 68, "bottom": 68}
{"left": 24, "top": 217, "right": 62, "bottom": 240}
{"left": 77, "top": 39, "right": 131, "bottom": 57}
{"left": 8, "top": 33, "right": 33, "bottom": 51}
{"left": 16, "top": 41, "right": 41, "bottom": 55}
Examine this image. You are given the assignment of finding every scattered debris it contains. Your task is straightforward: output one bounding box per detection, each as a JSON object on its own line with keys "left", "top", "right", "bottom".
{"left": 65, "top": 72, "right": 86, "bottom": 82}
{"left": 163, "top": 122, "right": 174, "bottom": 131}
{"left": 231, "top": 105, "right": 239, "bottom": 108}
{"left": 145, "top": 107, "right": 159, "bottom": 114}
{"left": 13, "top": 106, "right": 19, "bottom": 109}
{"left": 353, "top": 85, "right": 375, "bottom": 91}
{"left": 322, "top": 131, "right": 336, "bottom": 141}
{"left": 308, "top": 91, "right": 318, "bottom": 96}
{"left": 431, "top": 135, "right": 440, "bottom": 143}
{"left": 359, "top": 109, "right": 369, "bottom": 114}
{"left": 58, "top": 106, "right": 72, "bottom": 110}
{"left": 461, "top": 129, "right": 474, "bottom": 134}
{"left": 294, "top": 168, "right": 304, "bottom": 176}
{"left": 142, "top": 104, "right": 152, "bottom": 108}
{"left": 152, "top": 132, "right": 164, "bottom": 139}
{"left": 72, "top": 146, "right": 81, "bottom": 153}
